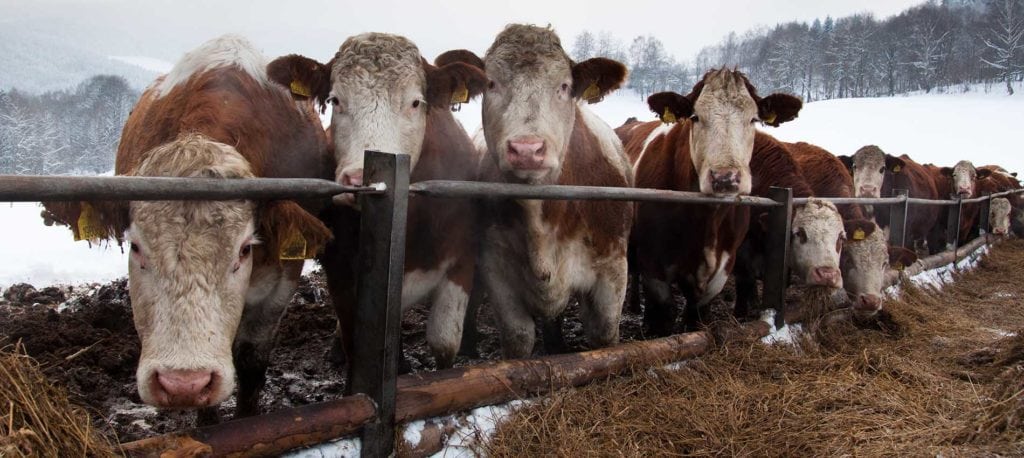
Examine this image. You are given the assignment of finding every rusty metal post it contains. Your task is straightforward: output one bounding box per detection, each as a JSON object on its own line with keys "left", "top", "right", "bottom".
{"left": 349, "top": 151, "right": 409, "bottom": 458}
{"left": 762, "top": 187, "right": 793, "bottom": 329}
{"left": 888, "top": 189, "right": 909, "bottom": 249}
{"left": 946, "top": 196, "right": 963, "bottom": 252}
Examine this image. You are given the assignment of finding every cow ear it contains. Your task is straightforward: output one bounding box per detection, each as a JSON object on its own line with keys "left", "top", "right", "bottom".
{"left": 837, "top": 155, "right": 853, "bottom": 171}
{"left": 888, "top": 246, "right": 918, "bottom": 270}
{"left": 258, "top": 201, "right": 332, "bottom": 262}
{"left": 843, "top": 219, "right": 877, "bottom": 241}
{"left": 424, "top": 57, "right": 488, "bottom": 108}
{"left": 977, "top": 168, "right": 993, "bottom": 179}
{"left": 885, "top": 155, "right": 906, "bottom": 174}
{"left": 267, "top": 54, "right": 332, "bottom": 110}
{"left": 648, "top": 92, "right": 693, "bottom": 124}
{"left": 757, "top": 93, "right": 802, "bottom": 127}
{"left": 572, "top": 57, "right": 627, "bottom": 104}
{"left": 41, "top": 201, "right": 129, "bottom": 244}
{"left": 940, "top": 167, "right": 954, "bottom": 177}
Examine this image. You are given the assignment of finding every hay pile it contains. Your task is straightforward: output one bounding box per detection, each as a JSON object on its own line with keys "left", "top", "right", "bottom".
{"left": 486, "top": 240, "right": 1024, "bottom": 456}
{"left": 0, "top": 343, "right": 117, "bottom": 457}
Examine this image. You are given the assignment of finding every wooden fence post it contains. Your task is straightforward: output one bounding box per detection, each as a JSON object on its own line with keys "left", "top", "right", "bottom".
{"left": 946, "top": 196, "right": 963, "bottom": 252}
{"left": 888, "top": 189, "right": 909, "bottom": 249}
{"left": 349, "top": 151, "right": 410, "bottom": 458}
{"left": 762, "top": 187, "right": 793, "bottom": 329}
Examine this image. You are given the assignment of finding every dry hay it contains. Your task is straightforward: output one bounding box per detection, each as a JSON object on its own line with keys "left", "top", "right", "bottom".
{"left": 0, "top": 343, "right": 117, "bottom": 457}
{"left": 485, "top": 239, "right": 1024, "bottom": 457}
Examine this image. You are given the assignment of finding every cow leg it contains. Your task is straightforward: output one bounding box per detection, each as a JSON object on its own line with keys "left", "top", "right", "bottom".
{"left": 541, "top": 316, "right": 567, "bottom": 354}
{"left": 641, "top": 275, "right": 676, "bottom": 338}
{"left": 232, "top": 262, "right": 301, "bottom": 419}
{"left": 483, "top": 266, "right": 535, "bottom": 358}
{"left": 426, "top": 274, "right": 471, "bottom": 369}
{"left": 733, "top": 240, "right": 759, "bottom": 320}
{"left": 680, "top": 290, "right": 706, "bottom": 333}
{"left": 458, "top": 271, "right": 486, "bottom": 358}
{"left": 580, "top": 261, "right": 627, "bottom": 348}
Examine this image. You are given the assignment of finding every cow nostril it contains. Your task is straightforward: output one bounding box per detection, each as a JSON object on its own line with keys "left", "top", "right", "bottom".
{"left": 153, "top": 369, "right": 216, "bottom": 406}
{"left": 342, "top": 170, "right": 364, "bottom": 187}
{"left": 508, "top": 139, "right": 545, "bottom": 157}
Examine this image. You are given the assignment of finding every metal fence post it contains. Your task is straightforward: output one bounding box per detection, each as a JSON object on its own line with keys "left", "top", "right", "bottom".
{"left": 349, "top": 151, "right": 409, "bottom": 458}
{"left": 978, "top": 194, "right": 991, "bottom": 238}
{"left": 946, "top": 196, "right": 963, "bottom": 252}
{"left": 888, "top": 189, "right": 909, "bottom": 249}
{"left": 763, "top": 187, "right": 793, "bottom": 329}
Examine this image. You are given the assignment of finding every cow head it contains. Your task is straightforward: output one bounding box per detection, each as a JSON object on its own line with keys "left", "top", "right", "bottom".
{"left": 789, "top": 199, "right": 844, "bottom": 288}
{"left": 842, "top": 146, "right": 904, "bottom": 198}
{"left": 990, "top": 197, "right": 1012, "bottom": 236}
{"left": 941, "top": 160, "right": 992, "bottom": 199}
{"left": 43, "top": 134, "right": 331, "bottom": 409}
{"left": 268, "top": 34, "right": 486, "bottom": 197}
{"left": 477, "top": 24, "right": 626, "bottom": 184}
{"left": 648, "top": 70, "right": 801, "bottom": 196}
{"left": 839, "top": 219, "right": 917, "bottom": 316}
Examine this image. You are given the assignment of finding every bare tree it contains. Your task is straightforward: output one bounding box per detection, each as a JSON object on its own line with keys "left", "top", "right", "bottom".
{"left": 571, "top": 30, "right": 596, "bottom": 61}
{"left": 982, "top": 0, "right": 1024, "bottom": 94}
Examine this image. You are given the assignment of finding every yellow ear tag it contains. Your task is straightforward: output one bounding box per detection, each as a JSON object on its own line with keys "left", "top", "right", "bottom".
{"left": 894, "top": 262, "right": 905, "bottom": 271}
{"left": 892, "top": 165, "right": 902, "bottom": 173}
{"left": 852, "top": 228, "right": 866, "bottom": 241}
{"left": 762, "top": 112, "right": 777, "bottom": 125}
{"left": 279, "top": 230, "right": 310, "bottom": 260}
{"left": 289, "top": 80, "right": 312, "bottom": 98}
{"left": 451, "top": 82, "right": 469, "bottom": 104}
{"left": 75, "top": 203, "right": 107, "bottom": 242}
{"left": 582, "top": 82, "right": 601, "bottom": 102}
{"left": 661, "top": 107, "right": 677, "bottom": 124}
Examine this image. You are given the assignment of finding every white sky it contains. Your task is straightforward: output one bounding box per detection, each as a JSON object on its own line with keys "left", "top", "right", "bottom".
{"left": 0, "top": 0, "right": 925, "bottom": 64}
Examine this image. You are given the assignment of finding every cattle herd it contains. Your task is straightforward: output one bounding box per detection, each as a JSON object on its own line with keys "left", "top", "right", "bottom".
{"left": 33, "top": 25, "right": 1023, "bottom": 425}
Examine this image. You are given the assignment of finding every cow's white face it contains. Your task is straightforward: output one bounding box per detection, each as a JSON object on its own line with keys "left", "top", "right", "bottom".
{"left": 840, "top": 223, "right": 889, "bottom": 315}
{"left": 328, "top": 34, "right": 428, "bottom": 188}
{"left": 990, "top": 197, "right": 1012, "bottom": 235}
{"left": 482, "top": 27, "right": 575, "bottom": 184}
{"left": 128, "top": 136, "right": 257, "bottom": 409}
{"left": 790, "top": 200, "right": 844, "bottom": 288}
{"left": 849, "top": 146, "right": 888, "bottom": 198}
{"left": 688, "top": 71, "right": 759, "bottom": 195}
{"left": 951, "top": 160, "right": 979, "bottom": 198}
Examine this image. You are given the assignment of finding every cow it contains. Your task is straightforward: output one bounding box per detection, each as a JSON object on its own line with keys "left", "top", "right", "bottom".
{"left": 267, "top": 33, "right": 487, "bottom": 369}
{"left": 979, "top": 165, "right": 1023, "bottom": 237}
{"left": 40, "top": 35, "right": 333, "bottom": 419}
{"left": 925, "top": 160, "right": 993, "bottom": 250}
{"left": 439, "top": 24, "right": 632, "bottom": 358}
{"left": 838, "top": 146, "right": 939, "bottom": 252}
{"left": 787, "top": 141, "right": 918, "bottom": 315}
{"left": 622, "top": 69, "right": 802, "bottom": 335}
{"left": 990, "top": 197, "right": 1012, "bottom": 236}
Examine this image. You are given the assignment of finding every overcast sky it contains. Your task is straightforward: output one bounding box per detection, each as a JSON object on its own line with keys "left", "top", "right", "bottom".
{"left": 1, "top": 0, "right": 925, "bottom": 64}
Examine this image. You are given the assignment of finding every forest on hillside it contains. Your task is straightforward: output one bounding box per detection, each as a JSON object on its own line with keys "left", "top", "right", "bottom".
{"left": 573, "top": 0, "right": 1024, "bottom": 100}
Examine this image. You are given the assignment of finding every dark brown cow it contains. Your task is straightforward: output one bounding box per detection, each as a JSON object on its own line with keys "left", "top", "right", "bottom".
{"left": 788, "top": 141, "right": 918, "bottom": 314}
{"left": 625, "top": 69, "right": 802, "bottom": 334}
{"left": 839, "top": 147, "right": 939, "bottom": 252}
{"left": 925, "top": 161, "right": 994, "bottom": 251}
{"left": 41, "top": 35, "right": 333, "bottom": 418}
{"left": 268, "top": 34, "right": 487, "bottom": 370}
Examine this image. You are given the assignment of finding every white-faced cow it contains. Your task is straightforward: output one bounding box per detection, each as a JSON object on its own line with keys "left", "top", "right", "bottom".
{"left": 41, "top": 35, "right": 333, "bottom": 419}
{"left": 267, "top": 33, "right": 487, "bottom": 369}
{"left": 990, "top": 197, "right": 1012, "bottom": 236}
{"left": 441, "top": 24, "right": 632, "bottom": 358}
{"left": 622, "top": 69, "right": 802, "bottom": 334}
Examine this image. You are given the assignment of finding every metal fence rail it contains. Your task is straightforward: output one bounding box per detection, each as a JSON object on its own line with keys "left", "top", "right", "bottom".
{"left": 1, "top": 151, "right": 1022, "bottom": 457}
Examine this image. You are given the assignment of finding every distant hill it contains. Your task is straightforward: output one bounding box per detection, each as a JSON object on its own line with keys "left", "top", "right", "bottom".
{"left": 0, "top": 24, "right": 159, "bottom": 93}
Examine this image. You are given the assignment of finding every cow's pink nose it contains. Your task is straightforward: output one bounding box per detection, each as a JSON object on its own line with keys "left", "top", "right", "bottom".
{"left": 152, "top": 369, "right": 216, "bottom": 407}
{"left": 809, "top": 266, "right": 841, "bottom": 287}
{"left": 342, "top": 169, "right": 363, "bottom": 187}
{"left": 957, "top": 187, "right": 971, "bottom": 197}
{"left": 506, "top": 137, "right": 547, "bottom": 169}
{"left": 854, "top": 294, "right": 882, "bottom": 313}
{"left": 709, "top": 169, "right": 740, "bottom": 193}
{"left": 859, "top": 185, "right": 878, "bottom": 197}
{"left": 994, "top": 227, "right": 1007, "bottom": 235}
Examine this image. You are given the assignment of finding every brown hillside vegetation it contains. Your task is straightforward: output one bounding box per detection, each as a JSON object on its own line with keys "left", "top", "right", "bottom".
{"left": 486, "top": 239, "right": 1024, "bottom": 457}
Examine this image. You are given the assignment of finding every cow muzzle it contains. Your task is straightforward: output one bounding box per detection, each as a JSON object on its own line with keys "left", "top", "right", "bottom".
{"left": 993, "top": 227, "right": 1008, "bottom": 236}
{"left": 506, "top": 137, "right": 547, "bottom": 170}
{"left": 709, "top": 168, "right": 740, "bottom": 194}
{"left": 858, "top": 185, "right": 878, "bottom": 198}
{"left": 957, "top": 188, "right": 972, "bottom": 199}
{"left": 149, "top": 368, "right": 220, "bottom": 408}
{"left": 852, "top": 293, "right": 882, "bottom": 315}
{"left": 808, "top": 266, "right": 842, "bottom": 288}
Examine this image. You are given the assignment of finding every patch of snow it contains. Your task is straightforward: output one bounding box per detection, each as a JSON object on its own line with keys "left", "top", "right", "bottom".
{"left": 284, "top": 437, "right": 360, "bottom": 458}
{"left": 433, "top": 401, "right": 526, "bottom": 458}
{"left": 759, "top": 308, "right": 804, "bottom": 346}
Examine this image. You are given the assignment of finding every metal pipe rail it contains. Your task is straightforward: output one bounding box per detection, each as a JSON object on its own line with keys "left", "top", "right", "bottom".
{"left": 793, "top": 196, "right": 906, "bottom": 206}
{"left": 409, "top": 180, "right": 782, "bottom": 207}
{"left": 0, "top": 175, "right": 377, "bottom": 202}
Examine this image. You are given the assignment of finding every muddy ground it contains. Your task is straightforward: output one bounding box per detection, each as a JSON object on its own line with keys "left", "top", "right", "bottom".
{"left": 0, "top": 269, "right": 759, "bottom": 444}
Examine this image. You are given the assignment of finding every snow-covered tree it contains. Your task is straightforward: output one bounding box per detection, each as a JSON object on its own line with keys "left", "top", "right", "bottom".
{"left": 981, "top": 0, "right": 1024, "bottom": 94}
{"left": 570, "top": 30, "right": 596, "bottom": 61}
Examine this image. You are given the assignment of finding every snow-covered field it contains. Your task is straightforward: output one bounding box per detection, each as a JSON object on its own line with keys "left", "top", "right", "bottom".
{"left": 1, "top": 88, "right": 1021, "bottom": 289}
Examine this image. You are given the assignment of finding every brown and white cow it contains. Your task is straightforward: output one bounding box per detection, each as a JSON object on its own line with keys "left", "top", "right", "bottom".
{"left": 41, "top": 35, "right": 333, "bottom": 417}
{"left": 267, "top": 34, "right": 487, "bottom": 369}
{"left": 443, "top": 25, "right": 632, "bottom": 358}
{"left": 623, "top": 69, "right": 802, "bottom": 334}
{"left": 787, "top": 141, "right": 918, "bottom": 315}
{"left": 924, "top": 160, "right": 994, "bottom": 250}
{"left": 839, "top": 146, "right": 939, "bottom": 251}
{"left": 990, "top": 197, "right": 1013, "bottom": 236}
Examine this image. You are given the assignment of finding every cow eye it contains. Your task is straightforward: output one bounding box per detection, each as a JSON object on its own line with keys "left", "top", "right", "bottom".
{"left": 690, "top": 115, "right": 700, "bottom": 123}
{"left": 239, "top": 244, "right": 253, "bottom": 259}
{"left": 879, "top": 166, "right": 885, "bottom": 174}
{"left": 412, "top": 100, "right": 421, "bottom": 109}
{"left": 794, "top": 228, "right": 808, "bottom": 244}
{"left": 751, "top": 118, "right": 759, "bottom": 124}
{"left": 326, "top": 95, "right": 339, "bottom": 106}
{"left": 130, "top": 243, "right": 141, "bottom": 255}
{"left": 488, "top": 80, "right": 496, "bottom": 90}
